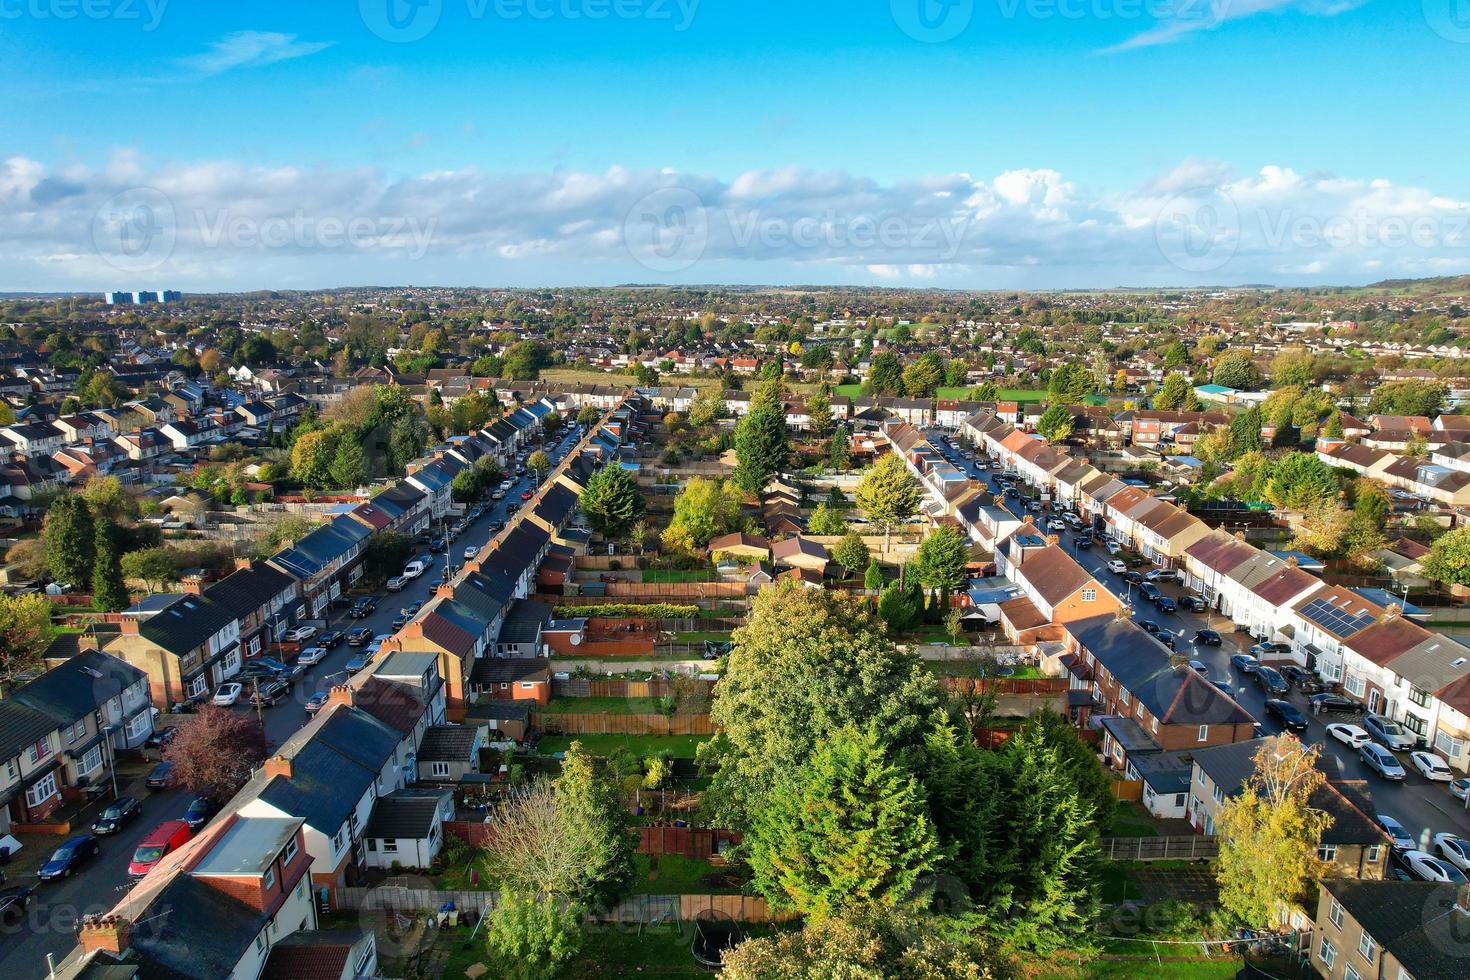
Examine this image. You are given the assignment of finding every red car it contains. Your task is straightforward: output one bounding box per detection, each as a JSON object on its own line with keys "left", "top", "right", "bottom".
{"left": 519, "top": 490, "right": 534, "bottom": 500}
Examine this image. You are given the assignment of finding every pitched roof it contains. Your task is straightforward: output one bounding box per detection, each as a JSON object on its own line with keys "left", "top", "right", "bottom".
{"left": 363, "top": 788, "right": 450, "bottom": 839}
{"left": 1014, "top": 545, "right": 1096, "bottom": 607}
{"left": 11, "top": 651, "right": 146, "bottom": 725}
{"left": 138, "top": 594, "right": 237, "bottom": 655}
{"left": 417, "top": 725, "right": 479, "bottom": 763}
{"left": 1320, "top": 879, "right": 1470, "bottom": 980}
{"left": 260, "top": 930, "right": 367, "bottom": 980}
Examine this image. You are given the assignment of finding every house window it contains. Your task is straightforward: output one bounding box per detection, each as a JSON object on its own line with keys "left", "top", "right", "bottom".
{"left": 1197, "top": 725, "right": 1209, "bottom": 743}
{"left": 1402, "top": 713, "right": 1427, "bottom": 737}
{"left": 500, "top": 683, "right": 509, "bottom": 690}
{"left": 1211, "top": 784, "right": 1224, "bottom": 805}
{"left": 263, "top": 867, "right": 276, "bottom": 891}
{"left": 367, "top": 839, "right": 378, "bottom": 852}
{"left": 1319, "top": 844, "right": 1339, "bottom": 863}
{"left": 1119, "top": 689, "right": 1130, "bottom": 706}
{"left": 1409, "top": 687, "right": 1432, "bottom": 708}
{"left": 382, "top": 839, "right": 398, "bottom": 853}
{"left": 126, "top": 712, "right": 152, "bottom": 740}
{"left": 66, "top": 720, "right": 86, "bottom": 744}
{"left": 431, "top": 762, "right": 451, "bottom": 777}
{"left": 1367, "top": 845, "right": 1382, "bottom": 864}
{"left": 1328, "top": 898, "right": 1344, "bottom": 928}
{"left": 1081, "top": 589, "right": 1097, "bottom": 602}
{"left": 79, "top": 745, "right": 103, "bottom": 775}
{"left": 1345, "top": 966, "right": 1363, "bottom": 980}
{"left": 1318, "top": 939, "right": 1336, "bottom": 970}
{"left": 519, "top": 682, "right": 536, "bottom": 690}
{"left": 25, "top": 772, "right": 59, "bottom": 808}
{"left": 1435, "top": 731, "right": 1465, "bottom": 759}
{"left": 282, "top": 837, "right": 298, "bottom": 866}
{"left": 256, "top": 934, "right": 266, "bottom": 952}
{"left": 186, "top": 675, "right": 207, "bottom": 698}
{"left": 224, "top": 649, "right": 241, "bottom": 674}
{"left": 1357, "top": 933, "right": 1376, "bottom": 963}
{"left": 355, "top": 935, "right": 376, "bottom": 975}
{"left": 1345, "top": 674, "right": 1366, "bottom": 697}
{"left": 28, "top": 738, "right": 51, "bottom": 764}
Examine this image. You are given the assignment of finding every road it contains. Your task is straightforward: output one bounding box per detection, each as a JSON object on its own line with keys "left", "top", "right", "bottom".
{"left": 1, "top": 426, "right": 584, "bottom": 976}
{"left": 928, "top": 430, "right": 1470, "bottom": 854}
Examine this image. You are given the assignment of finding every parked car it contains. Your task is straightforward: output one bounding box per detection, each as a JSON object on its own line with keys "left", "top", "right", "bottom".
{"left": 1179, "top": 595, "right": 1208, "bottom": 613}
{"left": 38, "top": 835, "right": 101, "bottom": 881}
{"left": 1264, "top": 699, "right": 1309, "bottom": 733}
{"left": 347, "top": 627, "right": 374, "bottom": 646}
{"left": 145, "top": 761, "right": 176, "bottom": 790}
{"left": 1075, "top": 535, "right": 1092, "bottom": 550}
{"left": 1187, "top": 659, "right": 1210, "bottom": 677}
{"left": 0, "top": 886, "right": 34, "bottom": 926}
{"left": 304, "top": 691, "right": 330, "bottom": 714}
{"left": 1359, "top": 743, "right": 1407, "bottom": 781}
{"left": 429, "top": 536, "right": 446, "bottom": 553}
{"left": 1411, "top": 751, "right": 1455, "bottom": 782}
{"left": 1453, "top": 778, "right": 1470, "bottom": 801}
{"left": 1250, "top": 642, "right": 1292, "bottom": 659}
{"left": 92, "top": 796, "right": 143, "bottom": 836}
{"left": 391, "top": 613, "right": 410, "bottom": 631}
{"left": 463, "top": 545, "right": 479, "bottom": 561}
{"left": 1138, "top": 620, "right": 1162, "bottom": 635}
{"left": 182, "top": 797, "right": 218, "bottom": 833}
{"left": 297, "top": 646, "right": 326, "bottom": 667}
{"left": 1365, "top": 714, "right": 1417, "bottom": 751}
{"left": 1154, "top": 595, "right": 1177, "bottom": 614}
{"left": 1401, "top": 849, "right": 1467, "bottom": 883}
{"left": 1139, "top": 583, "right": 1162, "bottom": 602}
{"left": 1123, "top": 571, "right": 1144, "bottom": 585}
{"left": 1310, "top": 692, "right": 1361, "bottom": 714}
{"left": 1230, "top": 653, "right": 1260, "bottom": 674}
{"left": 386, "top": 575, "right": 408, "bottom": 592}
{"left": 1107, "top": 559, "right": 1127, "bottom": 574}
{"left": 1278, "top": 665, "right": 1324, "bottom": 693}
{"left": 1144, "top": 568, "right": 1178, "bottom": 584}
{"left": 346, "top": 652, "right": 374, "bottom": 673}
{"left": 285, "top": 626, "right": 317, "bottom": 643}
{"left": 1326, "top": 723, "right": 1371, "bottom": 749}
{"left": 1105, "top": 540, "right": 1121, "bottom": 555}
{"left": 401, "top": 602, "right": 422, "bottom": 617}
{"left": 350, "top": 597, "right": 377, "bottom": 618}
{"left": 319, "top": 630, "right": 345, "bottom": 648}
{"left": 1377, "top": 814, "right": 1416, "bottom": 851}
{"left": 212, "top": 683, "right": 243, "bottom": 706}
{"left": 1434, "top": 834, "right": 1470, "bottom": 873}
{"left": 128, "top": 821, "right": 193, "bottom": 878}
{"left": 1254, "top": 666, "right": 1289, "bottom": 696}
{"left": 1156, "top": 632, "right": 1176, "bottom": 651}
{"left": 1213, "top": 680, "right": 1235, "bottom": 696}
{"left": 1046, "top": 519, "right": 1067, "bottom": 532}
{"left": 249, "top": 681, "right": 290, "bottom": 707}
{"left": 143, "top": 725, "right": 178, "bottom": 753}
{"left": 403, "top": 560, "right": 428, "bottom": 579}
{"left": 1194, "top": 629, "right": 1222, "bottom": 646}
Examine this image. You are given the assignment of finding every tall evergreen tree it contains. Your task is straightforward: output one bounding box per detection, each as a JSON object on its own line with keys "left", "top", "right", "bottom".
{"left": 579, "top": 465, "right": 646, "bottom": 540}
{"left": 92, "top": 518, "right": 128, "bottom": 613}
{"left": 45, "top": 495, "right": 95, "bottom": 586}
{"left": 733, "top": 406, "right": 791, "bottom": 493}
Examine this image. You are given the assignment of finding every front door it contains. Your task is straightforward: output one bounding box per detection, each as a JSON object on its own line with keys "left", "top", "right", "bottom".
{"left": 1368, "top": 690, "right": 1382, "bottom": 714}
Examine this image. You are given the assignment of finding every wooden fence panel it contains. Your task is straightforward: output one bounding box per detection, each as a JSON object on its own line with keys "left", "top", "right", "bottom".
{"left": 532, "top": 712, "right": 715, "bottom": 735}
{"left": 1110, "top": 779, "right": 1144, "bottom": 802}
{"left": 552, "top": 678, "right": 717, "bottom": 699}
{"left": 1097, "top": 836, "right": 1218, "bottom": 861}
{"left": 333, "top": 886, "right": 790, "bottom": 922}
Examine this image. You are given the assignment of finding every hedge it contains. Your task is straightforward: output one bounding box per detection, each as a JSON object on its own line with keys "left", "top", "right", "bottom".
{"left": 553, "top": 603, "right": 701, "bottom": 620}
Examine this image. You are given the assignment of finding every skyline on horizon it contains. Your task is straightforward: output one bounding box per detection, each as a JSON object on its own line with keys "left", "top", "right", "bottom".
{"left": 4, "top": 1, "right": 1469, "bottom": 292}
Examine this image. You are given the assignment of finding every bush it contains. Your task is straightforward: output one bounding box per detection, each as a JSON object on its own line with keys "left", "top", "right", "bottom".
{"left": 553, "top": 603, "right": 700, "bottom": 619}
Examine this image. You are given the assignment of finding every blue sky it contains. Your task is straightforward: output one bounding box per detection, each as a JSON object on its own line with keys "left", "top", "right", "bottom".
{"left": 3, "top": 1, "right": 1468, "bottom": 291}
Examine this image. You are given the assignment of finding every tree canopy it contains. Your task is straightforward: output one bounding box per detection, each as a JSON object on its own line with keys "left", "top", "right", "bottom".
{"left": 579, "top": 465, "right": 646, "bottom": 541}
{"left": 855, "top": 455, "right": 921, "bottom": 535}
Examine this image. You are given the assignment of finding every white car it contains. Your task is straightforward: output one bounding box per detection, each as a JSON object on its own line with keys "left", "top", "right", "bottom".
{"left": 1326, "top": 723, "right": 1371, "bottom": 749}
{"left": 1453, "top": 778, "right": 1470, "bottom": 801}
{"left": 285, "top": 626, "right": 317, "bottom": 643}
{"left": 296, "top": 646, "right": 326, "bottom": 667}
{"left": 1402, "top": 849, "right": 1468, "bottom": 883}
{"left": 1434, "top": 834, "right": 1470, "bottom": 873}
{"left": 1411, "top": 751, "right": 1455, "bottom": 782}
{"left": 212, "top": 683, "right": 243, "bottom": 706}
{"left": 1107, "top": 559, "right": 1127, "bottom": 575}
{"left": 1105, "top": 540, "right": 1121, "bottom": 556}
{"left": 463, "top": 545, "right": 479, "bottom": 561}
{"left": 1046, "top": 519, "right": 1067, "bottom": 533}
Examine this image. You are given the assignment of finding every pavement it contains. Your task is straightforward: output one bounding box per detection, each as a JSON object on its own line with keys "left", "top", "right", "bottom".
{"left": 0, "top": 426, "right": 583, "bottom": 977}
{"left": 926, "top": 430, "right": 1470, "bottom": 855}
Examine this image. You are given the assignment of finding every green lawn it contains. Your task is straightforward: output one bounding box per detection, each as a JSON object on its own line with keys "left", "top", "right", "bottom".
{"left": 1091, "top": 862, "right": 1144, "bottom": 904}
{"left": 631, "top": 853, "right": 744, "bottom": 895}
{"left": 1103, "top": 800, "right": 1161, "bottom": 838}
{"left": 936, "top": 386, "right": 1051, "bottom": 402}
{"left": 642, "top": 569, "right": 717, "bottom": 583}
{"left": 834, "top": 383, "right": 864, "bottom": 398}
{"left": 1080, "top": 957, "right": 1237, "bottom": 979}
{"left": 538, "top": 734, "right": 711, "bottom": 759}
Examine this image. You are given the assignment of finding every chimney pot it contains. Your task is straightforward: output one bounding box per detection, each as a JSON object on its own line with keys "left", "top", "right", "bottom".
{"left": 263, "top": 755, "right": 292, "bottom": 781}
{"left": 328, "top": 684, "right": 355, "bottom": 710}
{"left": 79, "top": 915, "right": 133, "bottom": 956}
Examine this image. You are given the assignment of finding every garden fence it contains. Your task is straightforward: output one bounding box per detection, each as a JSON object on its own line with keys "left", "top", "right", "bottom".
{"left": 532, "top": 711, "right": 715, "bottom": 735}
{"left": 1097, "top": 836, "right": 1218, "bottom": 861}
{"left": 333, "top": 886, "right": 793, "bottom": 923}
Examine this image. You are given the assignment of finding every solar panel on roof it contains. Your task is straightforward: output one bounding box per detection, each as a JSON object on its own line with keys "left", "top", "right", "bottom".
{"left": 1300, "top": 597, "right": 1376, "bottom": 638}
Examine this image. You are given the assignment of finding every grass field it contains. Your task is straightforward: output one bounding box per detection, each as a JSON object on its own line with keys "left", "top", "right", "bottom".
{"left": 642, "top": 569, "right": 718, "bottom": 583}
{"left": 936, "top": 386, "right": 1052, "bottom": 401}
{"left": 630, "top": 853, "right": 743, "bottom": 895}
{"left": 1103, "top": 800, "right": 1162, "bottom": 838}
{"left": 538, "top": 734, "right": 711, "bottom": 759}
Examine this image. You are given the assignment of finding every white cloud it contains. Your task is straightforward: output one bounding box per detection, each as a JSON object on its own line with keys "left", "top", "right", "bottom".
{"left": 1103, "top": 0, "right": 1369, "bottom": 54}
{"left": 180, "top": 32, "right": 333, "bottom": 75}
{"left": 1, "top": 151, "right": 1466, "bottom": 290}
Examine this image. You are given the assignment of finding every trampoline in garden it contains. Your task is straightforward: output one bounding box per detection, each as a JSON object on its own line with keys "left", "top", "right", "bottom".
{"left": 691, "top": 911, "right": 743, "bottom": 969}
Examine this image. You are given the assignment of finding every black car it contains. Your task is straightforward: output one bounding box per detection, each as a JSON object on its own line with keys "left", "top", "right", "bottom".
{"left": 143, "top": 726, "right": 178, "bottom": 752}
{"left": 1254, "top": 665, "right": 1290, "bottom": 696}
{"left": 1265, "top": 699, "right": 1309, "bottom": 732}
{"left": 183, "top": 797, "right": 218, "bottom": 833}
{"left": 1138, "top": 620, "right": 1162, "bottom": 635}
{"left": 429, "top": 536, "right": 446, "bottom": 553}
{"left": 1179, "top": 595, "right": 1208, "bottom": 613}
{"left": 1139, "top": 583, "right": 1162, "bottom": 602}
{"left": 1279, "top": 665, "right": 1325, "bottom": 693}
{"left": 1154, "top": 595, "right": 1178, "bottom": 614}
{"left": 145, "top": 761, "right": 176, "bottom": 790}
{"left": 1075, "top": 535, "right": 1092, "bottom": 550}
{"left": 350, "top": 597, "right": 377, "bottom": 618}
{"left": 1123, "top": 571, "right": 1144, "bottom": 585}
{"left": 38, "top": 835, "right": 101, "bottom": 881}
{"left": 92, "top": 795, "right": 142, "bottom": 835}
{"left": 1310, "top": 692, "right": 1361, "bottom": 714}
{"left": 250, "top": 681, "right": 290, "bottom": 707}
{"left": 0, "top": 886, "right": 34, "bottom": 926}
{"left": 1156, "top": 632, "right": 1176, "bottom": 651}
{"left": 319, "top": 630, "right": 345, "bottom": 649}
{"left": 347, "top": 627, "right": 374, "bottom": 646}
{"left": 391, "top": 614, "right": 410, "bottom": 631}
{"left": 1194, "top": 629, "right": 1223, "bottom": 646}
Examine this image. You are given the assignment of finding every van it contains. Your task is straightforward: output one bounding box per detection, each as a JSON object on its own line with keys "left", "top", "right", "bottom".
{"left": 128, "top": 820, "right": 192, "bottom": 878}
{"left": 402, "top": 561, "right": 427, "bottom": 580}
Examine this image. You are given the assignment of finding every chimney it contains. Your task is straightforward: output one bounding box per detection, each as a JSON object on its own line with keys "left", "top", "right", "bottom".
{"left": 119, "top": 616, "right": 140, "bottom": 636}
{"left": 180, "top": 570, "right": 205, "bottom": 596}
{"left": 263, "top": 755, "right": 293, "bottom": 781}
{"left": 436, "top": 583, "right": 455, "bottom": 601}
{"left": 328, "top": 684, "right": 356, "bottom": 710}
{"left": 1046, "top": 534, "right": 1060, "bottom": 547}
{"left": 234, "top": 557, "right": 254, "bottom": 571}
{"left": 1234, "top": 531, "right": 1246, "bottom": 541}
{"left": 78, "top": 915, "right": 132, "bottom": 956}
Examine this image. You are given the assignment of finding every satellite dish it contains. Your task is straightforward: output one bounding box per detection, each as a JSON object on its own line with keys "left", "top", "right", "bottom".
{"left": 570, "top": 634, "right": 583, "bottom": 646}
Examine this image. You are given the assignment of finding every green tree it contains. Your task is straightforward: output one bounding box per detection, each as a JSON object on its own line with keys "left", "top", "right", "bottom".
{"left": 829, "top": 425, "right": 852, "bottom": 471}
{"left": 912, "top": 525, "right": 969, "bottom": 592}
{"left": 1230, "top": 407, "right": 1264, "bottom": 458}
{"left": 1212, "top": 351, "right": 1264, "bottom": 390}
{"left": 121, "top": 547, "right": 180, "bottom": 593}
{"left": 91, "top": 518, "right": 128, "bottom": 614}
{"left": 45, "top": 495, "right": 95, "bottom": 586}
{"left": 806, "top": 387, "right": 834, "bottom": 440}
{"left": 661, "top": 477, "right": 743, "bottom": 553}
{"left": 1215, "top": 737, "right": 1331, "bottom": 929}
{"left": 855, "top": 455, "right": 921, "bottom": 539}
{"left": 1153, "top": 372, "right": 1191, "bottom": 412}
{"left": 903, "top": 353, "right": 944, "bottom": 399}
{"left": 864, "top": 557, "right": 885, "bottom": 592}
{"left": 1367, "top": 379, "right": 1447, "bottom": 417}
{"left": 1322, "top": 410, "right": 1345, "bottom": 439}
{"left": 1264, "top": 452, "right": 1339, "bottom": 511}
{"left": 1422, "top": 527, "right": 1470, "bottom": 587}
{"left": 1047, "top": 362, "right": 1093, "bottom": 402}
{"left": 945, "top": 359, "right": 970, "bottom": 388}
{"left": 451, "top": 467, "right": 485, "bottom": 505}
{"left": 1035, "top": 403, "right": 1075, "bottom": 444}
{"left": 576, "top": 404, "right": 601, "bottom": 427}
{"left": 733, "top": 405, "right": 791, "bottom": 493}
{"left": 580, "top": 465, "right": 646, "bottom": 541}
{"left": 1352, "top": 478, "right": 1391, "bottom": 528}
{"left": 701, "top": 583, "right": 941, "bottom": 830}
{"left": 328, "top": 435, "right": 368, "bottom": 490}
{"left": 484, "top": 892, "right": 583, "bottom": 980}
{"left": 1162, "top": 340, "right": 1190, "bottom": 369}
{"left": 290, "top": 427, "right": 341, "bottom": 489}
{"left": 867, "top": 352, "right": 903, "bottom": 395}
{"left": 527, "top": 450, "right": 552, "bottom": 476}
{"left": 504, "top": 340, "right": 548, "bottom": 380}
{"left": 833, "top": 531, "right": 871, "bottom": 577}
{"left": 0, "top": 593, "right": 54, "bottom": 688}
{"left": 556, "top": 742, "right": 637, "bottom": 907}
{"left": 722, "top": 908, "right": 995, "bottom": 980}
{"left": 747, "top": 726, "right": 939, "bottom": 919}
{"left": 806, "top": 502, "right": 848, "bottom": 537}
{"left": 688, "top": 388, "right": 723, "bottom": 429}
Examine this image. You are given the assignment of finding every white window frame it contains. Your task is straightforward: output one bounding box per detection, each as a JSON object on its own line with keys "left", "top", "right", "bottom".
{"left": 1081, "top": 588, "right": 1097, "bottom": 602}
{"left": 25, "top": 771, "right": 59, "bottom": 808}
{"left": 1319, "top": 843, "right": 1339, "bottom": 863}
{"left": 125, "top": 712, "right": 152, "bottom": 740}
{"left": 1357, "top": 933, "right": 1376, "bottom": 963}
{"left": 1197, "top": 725, "right": 1209, "bottom": 743}
{"left": 431, "top": 761, "right": 451, "bottom": 777}
{"left": 1366, "top": 844, "right": 1382, "bottom": 864}
{"left": 79, "top": 745, "right": 103, "bottom": 776}
{"left": 1318, "top": 938, "right": 1336, "bottom": 970}
{"left": 263, "top": 866, "right": 275, "bottom": 891}
{"left": 282, "top": 837, "right": 298, "bottom": 866}
{"left": 382, "top": 838, "right": 398, "bottom": 853}
{"left": 1345, "top": 966, "right": 1363, "bottom": 980}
